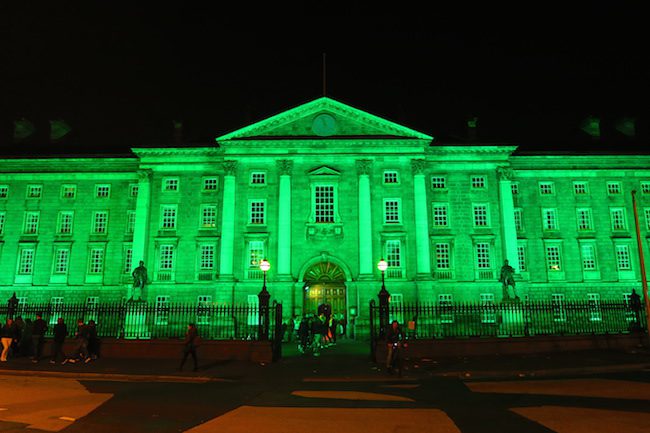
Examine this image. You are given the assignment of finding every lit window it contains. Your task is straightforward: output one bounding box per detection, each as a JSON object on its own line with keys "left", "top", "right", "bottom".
{"left": 202, "top": 177, "right": 218, "bottom": 191}
{"left": 57, "top": 211, "right": 74, "bottom": 234}
{"left": 95, "top": 184, "right": 111, "bottom": 198}
{"left": 129, "top": 184, "right": 139, "bottom": 197}
{"left": 92, "top": 211, "right": 109, "bottom": 234}
{"left": 200, "top": 205, "right": 217, "bottom": 228}
{"left": 475, "top": 243, "right": 491, "bottom": 269}
{"left": 471, "top": 175, "right": 486, "bottom": 189}
{"left": 0, "top": 185, "right": 8, "bottom": 199}
{"left": 199, "top": 244, "right": 215, "bottom": 270}
{"left": 384, "top": 199, "right": 401, "bottom": 224}
{"left": 581, "top": 243, "right": 597, "bottom": 270}
{"left": 432, "top": 203, "right": 448, "bottom": 227}
{"left": 546, "top": 245, "right": 562, "bottom": 270}
{"left": 610, "top": 208, "right": 627, "bottom": 231}
{"left": 473, "top": 204, "right": 489, "bottom": 227}
{"left": 160, "top": 205, "right": 177, "bottom": 229}
{"left": 27, "top": 184, "right": 42, "bottom": 198}
{"left": 249, "top": 200, "right": 266, "bottom": 224}
{"left": 23, "top": 211, "right": 40, "bottom": 234}
{"left": 88, "top": 248, "right": 104, "bottom": 274}
{"left": 542, "top": 208, "right": 558, "bottom": 230}
{"left": 615, "top": 244, "right": 631, "bottom": 270}
{"left": 162, "top": 177, "right": 179, "bottom": 192}
{"left": 435, "top": 243, "right": 451, "bottom": 269}
{"left": 607, "top": 181, "right": 621, "bottom": 195}
{"left": 384, "top": 171, "right": 399, "bottom": 184}
{"left": 18, "top": 248, "right": 35, "bottom": 274}
{"left": 247, "top": 241, "right": 265, "bottom": 270}
{"left": 53, "top": 248, "right": 70, "bottom": 274}
{"left": 61, "top": 184, "right": 77, "bottom": 199}
{"left": 576, "top": 208, "right": 593, "bottom": 231}
{"left": 431, "top": 176, "right": 446, "bottom": 190}
{"left": 385, "top": 240, "right": 402, "bottom": 278}
{"left": 250, "top": 172, "right": 266, "bottom": 185}
{"left": 573, "top": 181, "right": 588, "bottom": 195}
{"left": 314, "top": 185, "right": 335, "bottom": 223}
{"left": 159, "top": 245, "right": 175, "bottom": 270}
{"left": 539, "top": 182, "right": 554, "bottom": 195}
{"left": 514, "top": 208, "right": 523, "bottom": 232}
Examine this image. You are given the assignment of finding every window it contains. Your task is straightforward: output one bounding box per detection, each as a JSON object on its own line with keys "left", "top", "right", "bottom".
{"left": 607, "top": 181, "right": 621, "bottom": 195}
{"left": 511, "top": 182, "right": 519, "bottom": 195}
{"left": 27, "top": 184, "right": 42, "bottom": 198}
{"left": 53, "top": 248, "right": 70, "bottom": 274}
{"left": 23, "top": 211, "right": 40, "bottom": 234}
{"left": 61, "top": 184, "right": 76, "bottom": 199}
{"left": 160, "top": 205, "right": 177, "bottom": 229}
{"left": 389, "top": 293, "right": 404, "bottom": 324}
{"left": 0, "top": 212, "right": 5, "bottom": 235}
{"left": 202, "top": 177, "right": 218, "bottom": 191}
{"left": 546, "top": 245, "right": 562, "bottom": 271}
{"left": 95, "top": 184, "right": 111, "bottom": 198}
{"left": 431, "top": 176, "right": 447, "bottom": 190}
{"left": 247, "top": 240, "right": 265, "bottom": 279}
{"left": 383, "top": 199, "right": 401, "bottom": 224}
{"left": 432, "top": 204, "right": 448, "bottom": 227}
{"left": 517, "top": 244, "right": 527, "bottom": 272}
{"left": 588, "top": 293, "right": 602, "bottom": 321}
{"left": 539, "top": 182, "right": 554, "bottom": 195}
{"left": 610, "top": 208, "right": 627, "bottom": 231}
{"left": 49, "top": 297, "right": 64, "bottom": 325}
{"left": 88, "top": 248, "right": 104, "bottom": 274}
{"left": 0, "top": 185, "right": 8, "bottom": 199}
{"left": 576, "top": 208, "right": 593, "bottom": 231}
{"left": 250, "top": 172, "right": 266, "bottom": 185}
{"left": 439, "top": 294, "right": 454, "bottom": 323}
{"left": 162, "top": 177, "right": 179, "bottom": 192}
{"left": 384, "top": 171, "right": 399, "bottom": 184}
{"left": 385, "top": 240, "right": 402, "bottom": 278}
{"left": 514, "top": 208, "right": 523, "bottom": 232}
{"left": 475, "top": 243, "right": 491, "bottom": 270}
{"left": 641, "top": 181, "right": 650, "bottom": 195}
{"left": 314, "top": 185, "right": 335, "bottom": 223}
{"left": 645, "top": 208, "right": 650, "bottom": 230}
{"left": 581, "top": 243, "right": 597, "bottom": 270}
{"left": 200, "top": 205, "right": 217, "bottom": 228}
{"left": 471, "top": 175, "right": 486, "bottom": 189}
{"left": 197, "top": 295, "right": 212, "bottom": 325}
{"left": 129, "top": 184, "right": 139, "bottom": 197}
{"left": 154, "top": 296, "right": 170, "bottom": 326}
{"left": 552, "top": 294, "right": 566, "bottom": 322}
{"left": 615, "top": 244, "right": 631, "bottom": 270}
{"left": 92, "top": 211, "right": 109, "bottom": 234}
{"left": 18, "top": 248, "right": 35, "bottom": 274}
{"left": 435, "top": 243, "right": 451, "bottom": 269}
{"left": 123, "top": 247, "right": 133, "bottom": 274}
{"left": 573, "top": 181, "right": 588, "bottom": 195}
{"left": 247, "top": 294, "right": 259, "bottom": 327}
{"left": 473, "top": 204, "right": 489, "bottom": 227}
{"left": 57, "top": 211, "right": 74, "bottom": 235}
{"left": 542, "top": 208, "right": 558, "bottom": 230}
{"left": 86, "top": 296, "right": 99, "bottom": 323}
{"left": 249, "top": 200, "right": 266, "bottom": 224}
{"left": 480, "top": 293, "right": 496, "bottom": 323}
{"left": 199, "top": 244, "right": 215, "bottom": 270}
{"left": 126, "top": 211, "right": 136, "bottom": 234}
{"left": 159, "top": 245, "right": 175, "bottom": 271}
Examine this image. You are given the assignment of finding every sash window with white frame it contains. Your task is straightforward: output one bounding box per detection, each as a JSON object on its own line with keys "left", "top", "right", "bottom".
{"left": 385, "top": 239, "right": 403, "bottom": 279}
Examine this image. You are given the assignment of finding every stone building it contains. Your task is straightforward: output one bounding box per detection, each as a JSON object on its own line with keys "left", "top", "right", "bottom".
{"left": 1, "top": 97, "right": 649, "bottom": 329}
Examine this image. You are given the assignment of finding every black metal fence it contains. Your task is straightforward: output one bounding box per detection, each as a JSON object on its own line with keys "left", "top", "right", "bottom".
{"left": 371, "top": 300, "right": 648, "bottom": 339}
{"left": 2, "top": 302, "right": 282, "bottom": 341}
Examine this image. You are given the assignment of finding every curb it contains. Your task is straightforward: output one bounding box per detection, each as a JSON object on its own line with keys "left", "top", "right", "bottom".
{"left": 432, "top": 363, "right": 650, "bottom": 380}
{"left": 0, "top": 369, "right": 229, "bottom": 383}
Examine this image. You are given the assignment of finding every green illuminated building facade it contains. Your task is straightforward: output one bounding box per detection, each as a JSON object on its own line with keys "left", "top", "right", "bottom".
{"left": 1, "top": 97, "right": 649, "bottom": 329}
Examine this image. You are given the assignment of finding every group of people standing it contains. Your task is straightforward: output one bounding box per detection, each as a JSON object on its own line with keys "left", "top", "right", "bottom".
{"left": 292, "top": 305, "right": 347, "bottom": 356}
{"left": 0, "top": 314, "right": 99, "bottom": 364}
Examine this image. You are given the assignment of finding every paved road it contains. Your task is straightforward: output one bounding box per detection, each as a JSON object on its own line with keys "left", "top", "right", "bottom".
{"left": 1, "top": 343, "right": 649, "bottom": 432}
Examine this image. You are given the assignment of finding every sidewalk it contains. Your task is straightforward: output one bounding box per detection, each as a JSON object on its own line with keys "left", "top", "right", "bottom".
{"left": 1, "top": 339, "right": 649, "bottom": 383}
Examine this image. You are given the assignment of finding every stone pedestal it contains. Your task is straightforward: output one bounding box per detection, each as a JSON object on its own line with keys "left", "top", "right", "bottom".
{"left": 124, "top": 301, "right": 151, "bottom": 339}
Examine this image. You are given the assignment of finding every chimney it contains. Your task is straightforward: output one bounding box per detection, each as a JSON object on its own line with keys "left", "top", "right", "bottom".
{"left": 173, "top": 120, "right": 183, "bottom": 145}
{"left": 467, "top": 116, "right": 478, "bottom": 141}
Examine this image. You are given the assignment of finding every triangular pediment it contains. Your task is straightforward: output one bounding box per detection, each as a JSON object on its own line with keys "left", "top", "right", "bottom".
{"left": 308, "top": 166, "right": 341, "bottom": 176}
{"left": 217, "top": 97, "right": 432, "bottom": 142}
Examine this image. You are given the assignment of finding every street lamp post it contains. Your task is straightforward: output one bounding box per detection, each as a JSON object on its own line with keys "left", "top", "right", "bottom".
{"left": 377, "top": 259, "right": 390, "bottom": 339}
{"left": 258, "top": 259, "right": 271, "bottom": 341}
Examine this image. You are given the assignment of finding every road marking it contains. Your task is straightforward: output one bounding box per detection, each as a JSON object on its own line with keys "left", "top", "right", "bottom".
{"left": 291, "top": 390, "right": 415, "bottom": 401}
{"left": 58, "top": 417, "right": 76, "bottom": 421}
{"left": 0, "top": 370, "right": 225, "bottom": 384}
{"left": 303, "top": 376, "right": 417, "bottom": 383}
{"left": 382, "top": 384, "right": 420, "bottom": 389}
{"left": 512, "top": 406, "right": 650, "bottom": 433}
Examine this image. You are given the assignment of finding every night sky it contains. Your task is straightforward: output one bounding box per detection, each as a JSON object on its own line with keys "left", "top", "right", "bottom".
{"left": 2, "top": 5, "right": 649, "bottom": 156}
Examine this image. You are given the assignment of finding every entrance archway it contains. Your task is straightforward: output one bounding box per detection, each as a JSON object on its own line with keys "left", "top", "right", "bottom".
{"left": 303, "top": 261, "right": 346, "bottom": 317}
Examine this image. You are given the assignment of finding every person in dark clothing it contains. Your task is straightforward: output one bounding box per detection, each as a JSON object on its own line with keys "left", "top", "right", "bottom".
{"left": 50, "top": 317, "right": 68, "bottom": 364}
{"left": 11, "top": 316, "right": 24, "bottom": 356}
{"left": 179, "top": 323, "right": 199, "bottom": 371}
{"left": 66, "top": 319, "right": 90, "bottom": 364}
{"left": 87, "top": 320, "right": 99, "bottom": 360}
{"left": 20, "top": 318, "right": 34, "bottom": 357}
{"left": 31, "top": 313, "right": 48, "bottom": 363}
{"left": 297, "top": 315, "right": 310, "bottom": 354}
{"left": 385, "top": 320, "right": 406, "bottom": 375}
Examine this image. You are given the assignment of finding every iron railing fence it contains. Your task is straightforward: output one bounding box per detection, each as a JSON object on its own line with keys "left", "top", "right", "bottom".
{"left": 371, "top": 300, "right": 648, "bottom": 339}
{"left": 2, "top": 302, "right": 281, "bottom": 341}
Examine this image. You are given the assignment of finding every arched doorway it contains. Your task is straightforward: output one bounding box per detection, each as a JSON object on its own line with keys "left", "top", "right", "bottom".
{"left": 303, "top": 261, "right": 346, "bottom": 317}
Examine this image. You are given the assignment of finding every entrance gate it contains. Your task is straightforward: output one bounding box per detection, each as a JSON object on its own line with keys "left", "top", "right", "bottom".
{"left": 303, "top": 261, "right": 346, "bottom": 317}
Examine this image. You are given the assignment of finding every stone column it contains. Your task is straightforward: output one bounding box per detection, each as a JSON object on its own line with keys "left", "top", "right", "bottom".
{"left": 219, "top": 161, "right": 237, "bottom": 278}
{"left": 412, "top": 159, "right": 431, "bottom": 276}
{"left": 357, "top": 160, "right": 373, "bottom": 277}
{"left": 497, "top": 167, "right": 519, "bottom": 271}
{"left": 277, "top": 160, "right": 293, "bottom": 277}
{"left": 132, "top": 169, "right": 152, "bottom": 271}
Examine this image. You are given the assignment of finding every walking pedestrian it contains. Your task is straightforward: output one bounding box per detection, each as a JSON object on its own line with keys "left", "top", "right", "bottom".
{"left": 66, "top": 319, "right": 90, "bottom": 364}
{"left": 31, "top": 312, "right": 48, "bottom": 363}
{"left": 1, "top": 318, "right": 16, "bottom": 362}
{"left": 87, "top": 320, "right": 99, "bottom": 360}
{"left": 179, "top": 323, "right": 199, "bottom": 371}
{"left": 11, "top": 316, "right": 24, "bottom": 356}
{"left": 50, "top": 317, "right": 68, "bottom": 364}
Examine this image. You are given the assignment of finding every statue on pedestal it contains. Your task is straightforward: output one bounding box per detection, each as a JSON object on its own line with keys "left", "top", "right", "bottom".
{"left": 499, "top": 260, "right": 519, "bottom": 302}
{"left": 129, "top": 261, "right": 148, "bottom": 302}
